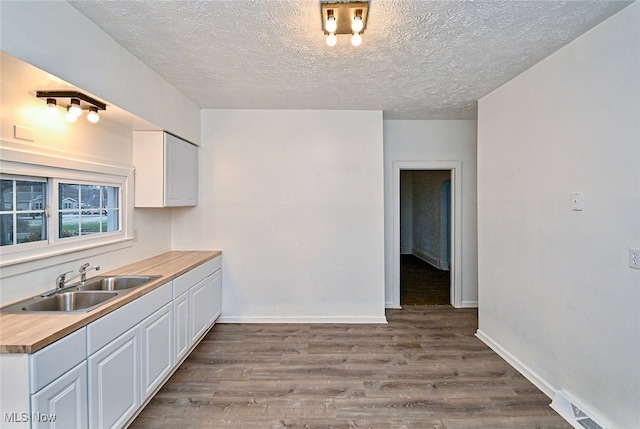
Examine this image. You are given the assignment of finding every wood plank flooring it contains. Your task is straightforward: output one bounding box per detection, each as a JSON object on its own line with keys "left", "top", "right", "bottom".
{"left": 130, "top": 306, "right": 570, "bottom": 429}
{"left": 401, "top": 255, "right": 450, "bottom": 306}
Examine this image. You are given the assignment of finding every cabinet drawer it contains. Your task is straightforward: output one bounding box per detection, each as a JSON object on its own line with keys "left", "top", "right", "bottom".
{"left": 173, "top": 256, "right": 220, "bottom": 297}
{"left": 30, "top": 328, "right": 86, "bottom": 393}
{"left": 87, "top": 282, "right": 171, "bottom": 355}
{"left": 31, "top": 361, "right": 87, "bottom": 429}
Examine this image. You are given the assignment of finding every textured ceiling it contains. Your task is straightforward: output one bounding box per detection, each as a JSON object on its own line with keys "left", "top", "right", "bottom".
{"left": 69, "top": 0, "right": 632, "bottom": 120}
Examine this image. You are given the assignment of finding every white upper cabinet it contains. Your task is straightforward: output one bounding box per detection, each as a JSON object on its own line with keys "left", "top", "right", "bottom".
{"left": 133, "top": 131, "right": 198, "bottom": 207}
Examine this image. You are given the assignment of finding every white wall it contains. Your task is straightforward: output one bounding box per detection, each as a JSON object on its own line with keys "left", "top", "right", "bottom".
{"left": 411, "top": 171, "right": 450, "bottom": 269}
{"left": 477, "top": 3, "right": 640, "bottom": 428}
{"left": 172, "top": 109, "right": 386, "bottom": 323}
{"left": 383, "top": 120, "right": 478, "bottom": 307}
{"left": 0, "top": 0, "right": 200, "bottom": 144}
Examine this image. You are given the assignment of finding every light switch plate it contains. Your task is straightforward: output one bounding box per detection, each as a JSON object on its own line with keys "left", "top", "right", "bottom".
{"left": 571, "top": 192, "right": 584, "bottom": 211}
{"left": 630, "top": 248, "right": 640, "bottom": 270}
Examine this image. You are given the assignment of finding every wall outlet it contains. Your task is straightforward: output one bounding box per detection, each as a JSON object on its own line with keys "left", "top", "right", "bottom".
{"left": 630, "top": 248, "right": 640, "bottom": 270}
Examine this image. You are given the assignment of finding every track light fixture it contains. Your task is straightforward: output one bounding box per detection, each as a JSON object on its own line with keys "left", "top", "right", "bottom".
{"left": 36, "top": 91, "right": 106, "bottom": 124}
{"left": 321, "top": 1, "right": 369, "bottom": 47}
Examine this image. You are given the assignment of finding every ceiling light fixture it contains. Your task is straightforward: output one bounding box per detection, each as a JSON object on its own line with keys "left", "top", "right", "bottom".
{"left": 65, "top": 107, "right": 78, "bottom": 123}
{"left": 326, "top": 32, "right": 337, "bottom": 47}
{"left": 87, "top": 106, "right": 100, "bottom": 123}
{"left": 325, "top": 10, "right": 337, "bottom": 33}
{"left": 36, "top": 91, "right": 107, "bottom": 124}
{"left": 351, "top": 32, "right": 362, "bottom": 47}
{"left": 45, "top": 98, "right": 59, "bottom": 116}
{"left": 69, "top": 99, "right": 83, "bottom": 117}
{"left": 321, "top": 1, "right": 369, "bottom": 47}
{"left": 352, "top": 14, "right": 364, "bottom": 33}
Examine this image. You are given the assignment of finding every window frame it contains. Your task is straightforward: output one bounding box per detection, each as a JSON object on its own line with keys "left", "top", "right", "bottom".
{"left": 54, "top": 177, "right": 123, "bottom": 242}
{"left": 0, "top": 140, "right": 134, "bottom": 269}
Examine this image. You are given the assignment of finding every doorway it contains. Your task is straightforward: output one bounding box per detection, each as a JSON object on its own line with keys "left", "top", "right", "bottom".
{"left": 400, "top": 170, "right": 451, "bottom": 305}
{"left": 391, "top": 161, "right": 462, "bottom": 308}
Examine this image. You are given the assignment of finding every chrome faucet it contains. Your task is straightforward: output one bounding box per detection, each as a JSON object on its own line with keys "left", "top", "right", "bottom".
{"left": 78, "top": 263, "right": 100, "bottom": 285}
{"left": 43, "top": 263, "right": 101, "bottom": 297}
{"left": 55, "top": 271, "right": 74, "bottom": 289}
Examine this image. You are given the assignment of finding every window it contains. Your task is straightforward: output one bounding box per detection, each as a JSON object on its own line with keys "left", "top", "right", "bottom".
{"left": 0, "top": 146, "right": 133, "bottom": 268}
{"left": 0, "top": 175, "right": 123, "bottom": 249}
{"left": 58, "top": 183, "right": 120, "bottom": 238}
{"left": 0, "top": 176, "right": 47, "bottom": 246}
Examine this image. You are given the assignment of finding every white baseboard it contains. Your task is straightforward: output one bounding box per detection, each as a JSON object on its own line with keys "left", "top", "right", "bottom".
{"left": 412, "top": 247, "right": 449, "bottom": 271}
{"left": 475, "top": 329, "right": 556, "bottom": 399}
{"left": 460, "top": 300, "right": 478, "bottom": 308}
{"left": 218, "top": 315, "right": 388, "bottom": 324}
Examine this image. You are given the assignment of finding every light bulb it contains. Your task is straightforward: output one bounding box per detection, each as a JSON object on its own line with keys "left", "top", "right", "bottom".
{"left": 45, "top": 99, "right": 59, "bottom": 116}
{"left": 352, "top": 16, "right": 363, "bottom": 33}
{"left": 326, "top": 16, "right": 337, "bottom": 33}
{"left": 351, "top": 32, "right": 362, "bottom": 47}
{"left": 326, "top": 33, "right": 337, "bottom": 47}
{"left": 65, "top": 107, "right": 78, "bottom": 123}
{"left": 87, "top": 107, "right": 100, "bottom": 123}
{"left": 69, "top": 99, "right": 82, "bottom": 117}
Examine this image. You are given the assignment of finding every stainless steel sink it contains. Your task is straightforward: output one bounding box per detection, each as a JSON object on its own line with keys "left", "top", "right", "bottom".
{"left": 3, "top": 291, "right": 118, "bottom": 313}
{"left": 76, "top": 275, "right": 161, "bottom": 291}
{"left": 0, "top": 275, "right": 161, "bottom": 314}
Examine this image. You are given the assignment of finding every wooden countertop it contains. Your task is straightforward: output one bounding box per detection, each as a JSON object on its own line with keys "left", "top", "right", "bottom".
{"left": 0, "top": 251, "right": 221, "bottom": 354}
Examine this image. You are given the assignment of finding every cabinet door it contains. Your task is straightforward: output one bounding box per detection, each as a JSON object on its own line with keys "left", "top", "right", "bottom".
{"left": 88, "top": 326, "right": 140, "bottom": 429}
{"left": 31, "top": 362, "right": 88, "bottom": 429}
{"left": 140, "top": 303, "right": 173, "bottom": 400}
{"left": 174, "top": 290, "right": 190, "bottom": 363}
{"left": 164, "top": 133, "right": 185, "bottom": 207}
{"left": 182, "top": 141, "right": 198, "bottom": 206}
{"left": 190, "top": 278, "right": 211, "bottom": 345}
{"left": 210, "top": 270, "right": 222, "bottom": 325}
{"left": 165, "top": 133, "right": 197, "bottom": 207}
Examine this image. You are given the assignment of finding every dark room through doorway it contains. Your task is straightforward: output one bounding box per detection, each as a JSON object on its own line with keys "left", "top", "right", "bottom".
{"left": 400, "top": 170, "right": 451, "bottom": 305}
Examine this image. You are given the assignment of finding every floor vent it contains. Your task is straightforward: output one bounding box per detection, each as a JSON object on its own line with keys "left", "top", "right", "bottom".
{"left": 551, "top": 390, "right": 610, "bottom": 429}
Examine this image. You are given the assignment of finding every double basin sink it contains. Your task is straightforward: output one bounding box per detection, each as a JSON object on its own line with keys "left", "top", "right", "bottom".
{"left": 0, "top": 275, "right": 161, "bottom": 314}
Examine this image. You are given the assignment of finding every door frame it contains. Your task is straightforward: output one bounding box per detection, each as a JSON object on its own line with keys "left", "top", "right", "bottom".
{"left": 392, "top": 161, "right": 463, "bottom": 308}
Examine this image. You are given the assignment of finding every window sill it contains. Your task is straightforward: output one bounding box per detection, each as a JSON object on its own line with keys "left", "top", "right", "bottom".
{"left": 0, "top": 237, "right": 134, "bottom": 278}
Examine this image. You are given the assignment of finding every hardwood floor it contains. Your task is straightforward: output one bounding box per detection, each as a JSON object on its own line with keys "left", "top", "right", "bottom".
{"left": 401, "top": 255, "right": 450, "bottom": 305}
{"left": 130, "top": 306, "right": 570, "bottom": 429}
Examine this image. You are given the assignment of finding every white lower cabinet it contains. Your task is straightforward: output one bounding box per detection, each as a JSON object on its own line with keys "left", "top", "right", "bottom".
{"left": 210, "top": 269, "right": 222, "bottom": 325}
{"left": 190, "top": 278, "right": 211, "bottom": 344}
{"left": 30, "top": 361, "right": 87, "bottom": 429}
{"left": 173, "top": 291, "right": 190, "bottom": 363}
{"left": 0, "top": 255, "right": 221, "bottom": 429}
{"left": 88, "top": 326, "right": 140, "bottom": 429}
{"left": 140, "top": 302, "right": 173, "bottom": 398}
{"left": 173, "top": 256, "right": 222, "bottom": 364}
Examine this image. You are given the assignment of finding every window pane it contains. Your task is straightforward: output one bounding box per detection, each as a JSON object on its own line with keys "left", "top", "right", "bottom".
{"left": 1, "top": 180, "right": 13, "bottom": 211}
{"left": 104, "top": 209, "right": 119, "bottom": 232}
{"left": 0, "top": 213, "right": 13, "bottom": 246}
{"left": 1, "top": 178, "right": 47, "bottom": 247}
{"left": 59, "top": 183, "right": 79, "bottom": 210}
{"left": 80, "top": 216, "right": 102, "bottom": 236}
{"left": 60, "top": 211, "right": 80, "bottom": 238}
{"left": 17, "top": 213, "right": 46, "bottom": 244}
{"left": 102, "top": 186, "right": 119, "bottom": 209}
{"left": 81, "top": 184, "right": 101, "bottom": 213}
{"left": 16, "top": 181, "right": 45, "bottom": 212}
